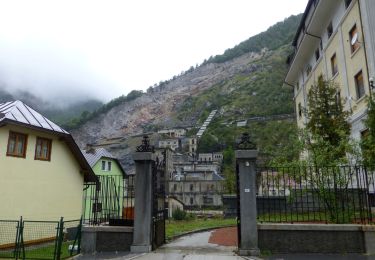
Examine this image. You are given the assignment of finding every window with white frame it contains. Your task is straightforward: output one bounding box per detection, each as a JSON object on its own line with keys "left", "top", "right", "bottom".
{"left": 101, "top": 160, "right": 112, "bottom": 171}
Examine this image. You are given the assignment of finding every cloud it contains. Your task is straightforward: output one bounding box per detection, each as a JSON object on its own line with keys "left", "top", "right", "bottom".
{"left": 0, "top": 39, "right": 116, "bottom": 104}
{"left": 0, "top": 0, "right": 308, "bottom": 106}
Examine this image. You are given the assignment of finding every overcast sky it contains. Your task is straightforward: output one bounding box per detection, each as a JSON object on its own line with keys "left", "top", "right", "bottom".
{"left": 0, "top": 0, "right": 308, "bottom": 104}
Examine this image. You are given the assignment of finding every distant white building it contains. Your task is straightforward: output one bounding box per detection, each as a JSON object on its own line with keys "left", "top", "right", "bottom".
{"left": 212, "top": 152, "right": 223, "bottom": 163}
{"left": 158, "top": 128, "right": 186, "bottom": 138}
{"left": 236, "top": 120, "right": 247, "bottom": 127}
{"left": 198, "top": 152, "right": 223, "bottom": 163}
{"left": 158, "top": 138, "right": 180, "bottom": 151}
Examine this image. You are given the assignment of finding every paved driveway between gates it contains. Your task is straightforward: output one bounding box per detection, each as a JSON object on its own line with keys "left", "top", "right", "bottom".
{"left": 133, "top": 229, "right": 258, "bottom": 260}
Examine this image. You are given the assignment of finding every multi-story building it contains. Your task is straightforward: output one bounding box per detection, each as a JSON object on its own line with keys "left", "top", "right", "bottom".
{"left": 187, "top": 137, "right": 197, "bottom": 158}
{"left": 167, "top": 151, "right": 225, "bottom": 209}
{"left": 168, "top": 170, "right": 224, "bottom": 209}
{"left": 155, "top": 147, "right": 174, "bottom": 182}
{"left": 285, "top": 0, "right": 375, "bottom": 140}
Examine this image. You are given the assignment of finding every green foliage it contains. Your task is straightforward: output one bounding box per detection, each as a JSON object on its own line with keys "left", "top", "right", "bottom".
{"left": 222, "top": 166, "right": 236, "bottom": 194}
{"left": 223, "top": 146, "right": 235, "bottom": 166}
{"left": 166, "top": 218, "right": 236, "bottom": 239}
{"left": 0, "top": 87, "right": 104, "bottom": 127}
{"left": 197, "top": 133, "right": 221, "bottom": 153}
{"left": 205, "top": 14, "right": 302, "bottom": 64}
{"left": 285, "top": 78, "right": 359, "bottom": 223}
{"left": 65, "top": 90, "right": 143, "bottom": 129}
{"left": 303, "top": 77, "right": 352, "bottom": 165}
{"left": 176, "top": 45, "right": 295, "bottom": 128}
{"left": 172, "top": 208, "right": 187, "bottom": 221}
{"left": 222, "top": 146, "right": 236, "bottom": 193}
{"left": 361, "top": 96, "right": 375, "bottom": 167}
{"left": 45, "top": 99, "right": 103, "bottom": 126}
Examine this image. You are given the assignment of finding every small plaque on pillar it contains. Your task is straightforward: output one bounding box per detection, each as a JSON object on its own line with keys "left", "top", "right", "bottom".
{"left": 245, "top": 188, "right": 250, "bottom": 193}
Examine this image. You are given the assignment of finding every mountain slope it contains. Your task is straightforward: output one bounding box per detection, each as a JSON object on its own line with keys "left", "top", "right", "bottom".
{"left": 71, "top": 48, "right": 286, "bottom": 146}
{"left": 69, "top": 14, "right": 302, "bottom": 170}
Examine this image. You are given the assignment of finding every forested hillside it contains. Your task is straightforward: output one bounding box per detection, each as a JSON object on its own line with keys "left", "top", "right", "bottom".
{"left": 0, "top": 88, "right": 103, "bottom": 126}
{"left": 205, "top": 15, "right": 301, "bottom": 63}
{"left": 68, "top": 14, "right": 302, "bottom": 172}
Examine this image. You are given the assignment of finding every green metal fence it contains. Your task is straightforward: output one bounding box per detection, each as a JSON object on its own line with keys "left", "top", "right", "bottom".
{"left": 0, "top": 217, "right": 82, "bottom": 260}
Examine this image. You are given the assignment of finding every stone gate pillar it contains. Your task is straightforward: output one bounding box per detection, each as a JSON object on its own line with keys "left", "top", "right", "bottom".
{"left": 130, "top": 136, "right": 156, "bottom": 253}
{"left": 236, "top": 133, "right": 259, "bottom": 256}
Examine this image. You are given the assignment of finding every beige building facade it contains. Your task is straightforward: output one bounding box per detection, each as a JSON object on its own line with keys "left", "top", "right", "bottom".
{"left": 286, "top": 0, "right": 375, "bottom": 140}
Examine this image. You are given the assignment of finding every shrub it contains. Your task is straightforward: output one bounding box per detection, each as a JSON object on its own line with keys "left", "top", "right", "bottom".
{"left": 172, "top": 208, "right": 187, "bottom": 221}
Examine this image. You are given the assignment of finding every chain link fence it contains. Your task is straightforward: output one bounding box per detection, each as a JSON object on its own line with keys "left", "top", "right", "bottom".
{"left": 0, "top": 217, "right": 82, "bottom": 260}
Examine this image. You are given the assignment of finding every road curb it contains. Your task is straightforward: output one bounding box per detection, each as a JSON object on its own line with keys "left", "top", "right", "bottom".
{"left": 167, "top": 224, "right": 237, "bottom": 242}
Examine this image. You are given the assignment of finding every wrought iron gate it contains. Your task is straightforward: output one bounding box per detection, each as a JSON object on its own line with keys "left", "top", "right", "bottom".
{"left": 152, "top": 155, "right": 166, "bottom": 250}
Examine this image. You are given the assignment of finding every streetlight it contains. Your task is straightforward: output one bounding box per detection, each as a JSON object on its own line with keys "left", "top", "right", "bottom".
{"left": 370, "top": 77, "right": 374, "bottom": 90}
{"left": 369, "top": 77, "right": 374, "bottom": 98}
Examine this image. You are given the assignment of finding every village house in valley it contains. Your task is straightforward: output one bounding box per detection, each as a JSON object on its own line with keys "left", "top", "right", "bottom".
{"left": 0, "top": 100, "right": 97, "bottom": 221}
{"left": 81, "top": 147, "right": 128, "bottom": 223}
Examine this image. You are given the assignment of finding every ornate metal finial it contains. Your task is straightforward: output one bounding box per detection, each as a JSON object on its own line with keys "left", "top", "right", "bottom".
{"left": 236, "top": 132, "right": 256, "bottom": 150}
{"left": 136, "top": 135, "right": 155, "bottom": 152}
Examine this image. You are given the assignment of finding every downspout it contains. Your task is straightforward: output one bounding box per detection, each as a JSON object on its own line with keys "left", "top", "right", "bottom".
{"left": 358, "top": 0, "right": 372, "bottom": 98}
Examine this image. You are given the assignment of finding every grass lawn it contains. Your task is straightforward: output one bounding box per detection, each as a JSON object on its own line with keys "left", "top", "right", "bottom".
{"left": 257, "top": 210, "right": 370, "bottom": 224}
{"left": 257, "top": 211, "right": 330, "bottom": 223}
{"left": 166, "top": 218, "right": 236, "bottom": 240}
{"left": 15, "top": 241, "right": 78, "bottom": 259}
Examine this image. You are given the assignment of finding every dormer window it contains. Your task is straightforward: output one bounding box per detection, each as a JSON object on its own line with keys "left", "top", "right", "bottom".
{"left": 108, "top": 161, "right": 112, "bottom": 171}
{"left": 102, "top": 161, "right": 106, "bottom": 170}
{"left": 101, "top": 160, "right": 112, "bottom": 171}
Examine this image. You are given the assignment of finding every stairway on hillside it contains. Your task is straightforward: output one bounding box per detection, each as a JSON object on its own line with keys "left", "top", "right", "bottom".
{"left": 196, "top": 110, "right": 217, "bottom": 138}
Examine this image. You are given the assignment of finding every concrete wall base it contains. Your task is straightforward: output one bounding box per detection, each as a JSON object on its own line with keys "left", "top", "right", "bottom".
{"left": 130, "top": 245, "right": 152, "bottom": 253}
{"left": 363, "top": 225, "right": 375, "bottom": 255}
{"left": 238, "top": 248, "right": 260, "bottom": 256}
{"left": 81, "top": 226, "right": 133, "bottom": 254}
{"left": 258, "top": 224, "right": 375, "bottom": 254}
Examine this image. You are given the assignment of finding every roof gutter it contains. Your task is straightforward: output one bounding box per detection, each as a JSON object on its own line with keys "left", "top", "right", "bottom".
{"left": 292, "top": 0, "right": 319, "bottom": 46}
{"left": 284, "top": 81, "right": 295, "bottom": 88}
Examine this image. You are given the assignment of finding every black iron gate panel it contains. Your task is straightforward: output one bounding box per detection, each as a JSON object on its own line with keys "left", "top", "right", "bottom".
{"left": 152, "top": 155, "right": 166, "bottom": 250}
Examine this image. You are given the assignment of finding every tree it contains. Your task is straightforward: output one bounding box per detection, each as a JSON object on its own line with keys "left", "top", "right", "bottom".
{"left": 222, "top": 146, "right": 236, "bottom": 194}
{"left": 303, "top": 77, "right": 351, "bottom": 165}
{"left": 197, "top": 133, "right": 220, "bottom": 153}
{"left": 296, "top": 77, "right": 358, "bottom": 222}
{"left": 361, "top": 95, "right": 375, "bottom": 167}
